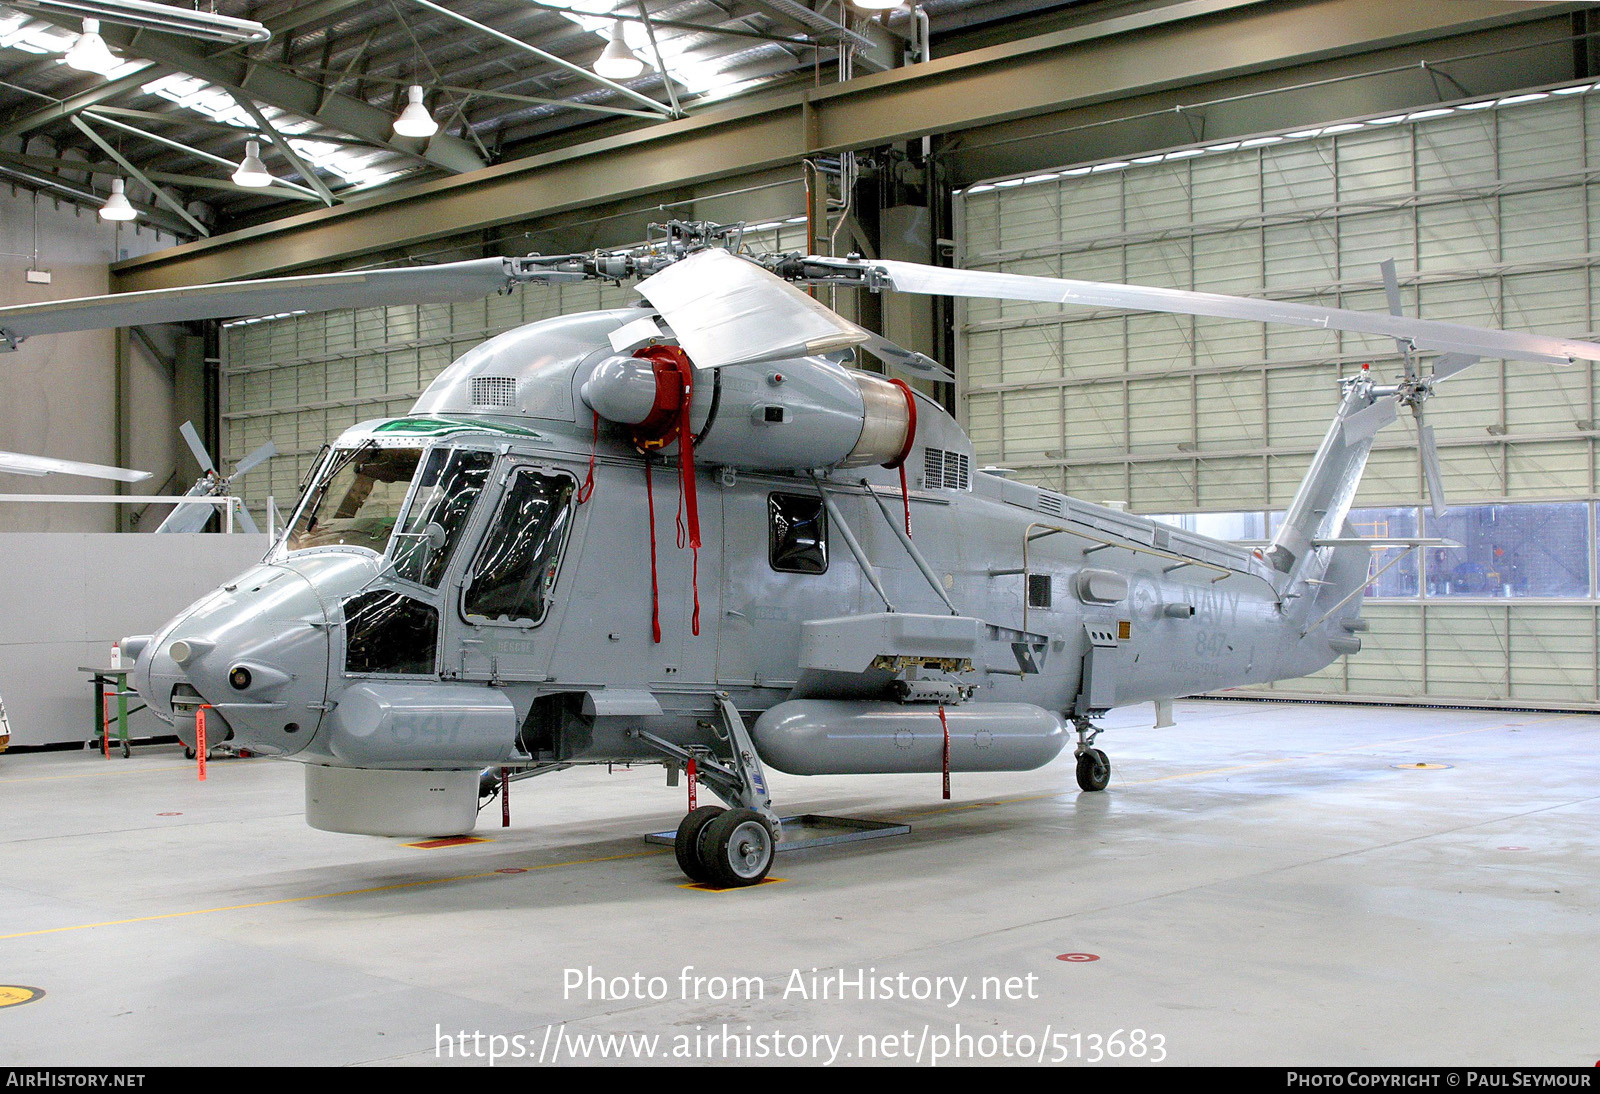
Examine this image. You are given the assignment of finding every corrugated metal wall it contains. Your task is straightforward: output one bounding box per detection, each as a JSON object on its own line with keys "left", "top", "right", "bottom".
{"left": 957, "top": 85, "right": 1600, "bottom": 708}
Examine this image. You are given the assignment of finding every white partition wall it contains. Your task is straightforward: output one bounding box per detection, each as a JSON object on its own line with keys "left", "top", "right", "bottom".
{"left": 957, "top": 82, "right": 1600, "bottom": 708}
{"left": 0, "top": 533, "right": 270, "bottom": 746}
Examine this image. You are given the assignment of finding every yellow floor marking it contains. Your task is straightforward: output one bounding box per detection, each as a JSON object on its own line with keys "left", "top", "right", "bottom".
{"left": 678, "top": 877, "right": 788, "bottom": 893}
{"left": 0, "top": 985, "right": 43, "bottom": 1008}
{"left": 0, "top": 849, "right": 669, "bottom": 942}
{"left": 403, "top": 836, "right": 492, "bottom": 849}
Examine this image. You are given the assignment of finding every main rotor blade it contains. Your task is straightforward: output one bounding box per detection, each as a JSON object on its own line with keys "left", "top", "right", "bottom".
{"left": 232, "top": 441, "right": 278, "bottom": 478}
{"left": 232, "top": 503, "right": 261, "bottom": 535}
{"left": 1419, "top": 423, "right": 1448, "bottom": 518}
{"left": 0, "top": 258, "right": 515, "bottom": 347}
{"left": 1342, "top": 395, "right": 1399, "bottom": 446}
{"left": 860, "top": 259, "right": 1600, "bottom": 366}
{"left": 179, "top": 421, "right": 216, "bottom": 476}
{"left": 1380, "top": 259, "right": 1415, "bottom": 379}
{"left": 856, "top": 331, "right": 956, "bottom": 383}
{"left": 0, "top": 450, "right": 151, "bottom": 482}
{"left": 638, "top": 249, "right": 869, "bottom": 369}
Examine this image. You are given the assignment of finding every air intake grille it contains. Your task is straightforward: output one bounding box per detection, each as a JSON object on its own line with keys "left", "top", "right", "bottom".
{"left": 922, "top": 447, "right": 971, "bottom": 491}
{"left": 1037, "top": 492, "right": 1065, "bottom": 516}
{"left": 470, "top": 376, "right": 518, "bottom": 408}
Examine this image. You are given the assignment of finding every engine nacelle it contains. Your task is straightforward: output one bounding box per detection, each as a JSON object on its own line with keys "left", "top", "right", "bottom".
{"left": 580, "top": 351, "right": 913, "bottom": 471}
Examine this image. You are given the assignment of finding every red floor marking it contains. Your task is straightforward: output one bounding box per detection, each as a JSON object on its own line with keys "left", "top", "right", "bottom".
{"left": 495, "top": 867, "right": 528, "bottom": 874}
{"left": 405, "top": 836, "right": 491, "bottom": 849}
{"left": 157, "top": 812, "right": 182, "bottom": 816}
{"left": 1056, "top": 953, "right": 1099, "bottom": 962}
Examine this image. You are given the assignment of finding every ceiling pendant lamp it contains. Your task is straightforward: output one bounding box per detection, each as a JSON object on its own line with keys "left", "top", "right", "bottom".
{"left": 98, "top": 178, "right": 136, "bottom": 221}
{"left": 231, "top": 140, "right": 273, "bottom": 188}
{"left": 393, "top": 85, "right": 439, "bottom": 138}
{"left": 593, "top": 20, "right": 643, "bottom": 80}
{"left": 64, "top": 18, "right": 119, "bottom": 74}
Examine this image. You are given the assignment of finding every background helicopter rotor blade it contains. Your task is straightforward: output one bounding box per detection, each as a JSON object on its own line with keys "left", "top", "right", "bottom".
{"left": 232, "top": 441, "right": 277, "bottom": 478}
{"left": 178, "top": 421, "right": 216, "bottom": 476}
{"left": 0, "top": 450, "right": 150, "bottom": 482}
{"left": 231, "top": 502, "right": 261, "bottom": 535}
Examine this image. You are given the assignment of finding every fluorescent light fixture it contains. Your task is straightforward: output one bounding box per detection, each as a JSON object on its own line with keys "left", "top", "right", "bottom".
{"left": 1320, "top": 123, "right": 1364, "bottom": 134}
{"left": 64, "top": 17, "right": 117, "bottom": 73}
{"left": 1405, "top": 108, "right": 1454, "bottom": 121}
{"left": 1240, "top": 136, "right": 1283, "bottom": 147}
{"left": 1458, "top": 101, "right": 1497, "bottom": 110}
{"left": 1553, "top": 84, "right": 1592, "bottom": 95}
{"left": 1164, "top": 149, "right": 1204, "bottom": 159}
{"left": 1090, "top": 161, "right": 1130, "bottom": 172}
{"left": 98, "top": 176, "right": 135, "bottom": 220}
{"left": 392, "top": 85, "right": 438, "bottom": 138}
{"left": 1367, "top": 115, "right": 1407, "bottom": 126}
{"left": 1496, "top": 93, "right": 1549, "bottom": 106}
{"left": 965, "top": 183, "right": 996, "bottom": 193}
{"left": 6, "top": 0, "right": 269, "bottom": 43}
{"left": 995, "top": 178, "right": 1025, "bottom": 187}
{"left": 593, "top": 20, "right": 643, "bottom": 80}
{"left": 1023, "top": 173, "right": 1062, "bottom": 183}
{"left": 853, "top": 0, "right": 903, "bottom": 9}
{"left": 1285, "top": 128, "right": 1322, "bottom": 138}
{"left": 231, "top": 139, "right": 272, "bottom": 187}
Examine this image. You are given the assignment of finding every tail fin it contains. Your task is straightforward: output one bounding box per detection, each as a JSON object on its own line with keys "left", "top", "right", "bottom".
{"left": 1264, "top": 379, "right": 1384, "bottom": 594}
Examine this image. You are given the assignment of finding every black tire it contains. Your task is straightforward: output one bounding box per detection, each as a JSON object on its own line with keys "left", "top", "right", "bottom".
{"left": 674, "top": 805, "right": 726, "bottom": 883}
{"left": 1076, "top": 748, "right": 1111, "bottom": 792}
{"left": 184, "top": 747, "right": 196, "bottom": 760}
{"left": 702, "top": 808, "right": 776, "bottom": 888}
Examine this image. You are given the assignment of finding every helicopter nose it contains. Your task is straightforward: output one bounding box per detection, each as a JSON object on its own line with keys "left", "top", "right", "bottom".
{"left": 142, "top": 557, "right": 353, "bottom": 756}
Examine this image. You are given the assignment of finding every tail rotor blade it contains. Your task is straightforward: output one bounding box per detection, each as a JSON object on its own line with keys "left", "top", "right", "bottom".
{"left": 1342, "top": 395, "right": 1399, "bottom": 446}
{"left": 1419, "top": 423, "right": 1448, "bottom": 518}
{"left": 1428, "top": 352, "right": 1479, "bottom": 383}
{"left": 179, "top": 421, "right": 216, "bottom": 476}
{"left": 232, "top": 441, "right": 278, "bottom": 478}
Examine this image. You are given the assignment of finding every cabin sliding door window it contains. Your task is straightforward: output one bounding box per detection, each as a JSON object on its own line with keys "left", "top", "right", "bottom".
{"left": 390, "top": 448, "right": 494, "bottom": 587}
{"left": 462, "top": 468, "right": 577, "bottom": 625}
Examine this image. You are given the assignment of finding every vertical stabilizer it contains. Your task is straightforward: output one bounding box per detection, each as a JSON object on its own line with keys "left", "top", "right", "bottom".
{"left": 1265, "top": 379, "right": 1385, "bottom": 595}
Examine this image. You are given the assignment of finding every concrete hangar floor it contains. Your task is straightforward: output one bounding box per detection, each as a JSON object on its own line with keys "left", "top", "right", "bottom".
{"left": 0, "top": 699, "right": 1593, "bottom": 1067}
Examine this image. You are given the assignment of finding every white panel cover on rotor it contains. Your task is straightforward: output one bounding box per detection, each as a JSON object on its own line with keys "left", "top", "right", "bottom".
{"left": 635, "top": 249, "right": 870, "bottom": 369}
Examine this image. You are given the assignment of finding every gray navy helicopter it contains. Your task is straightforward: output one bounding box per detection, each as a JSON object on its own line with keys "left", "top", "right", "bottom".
{"left": 4, "top": 220, "right": 1599, "bottom": 887}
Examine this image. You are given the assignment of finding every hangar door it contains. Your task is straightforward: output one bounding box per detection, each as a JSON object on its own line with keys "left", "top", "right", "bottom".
{"left": 219, "top": 222, "right": 803, "bottom": 534}
{"left": 957, "top": 84, "right": 1600, "bottom": 710}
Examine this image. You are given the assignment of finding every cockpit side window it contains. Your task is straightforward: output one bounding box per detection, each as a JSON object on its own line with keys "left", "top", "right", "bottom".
{"left": 288, "top": 445, "right": 421, "bottom": 554}
{"left": 391, "top": 448, "right": 494, "bottom": 588}
{"left": 463, "top": 468, "right": 577, "bottom": 626}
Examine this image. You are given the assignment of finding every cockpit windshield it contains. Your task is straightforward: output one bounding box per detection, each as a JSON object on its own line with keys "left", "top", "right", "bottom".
{"left": 288, "top": 445, "right": 422, "bottom": 554}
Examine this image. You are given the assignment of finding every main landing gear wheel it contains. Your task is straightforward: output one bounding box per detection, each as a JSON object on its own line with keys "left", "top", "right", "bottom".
{"left": 701, "top": 808, "right": 776, "bottom": 888}
{"left": 1076, "top": 748, "right": 1111, "bottom": 792}
{"left": 674, "top": 805, "right": 725, "bottom": 883}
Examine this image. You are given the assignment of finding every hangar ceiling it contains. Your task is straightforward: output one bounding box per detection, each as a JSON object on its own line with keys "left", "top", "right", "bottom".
{"left": 0, "top": 0, "right": 1077, "bottom": 238}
